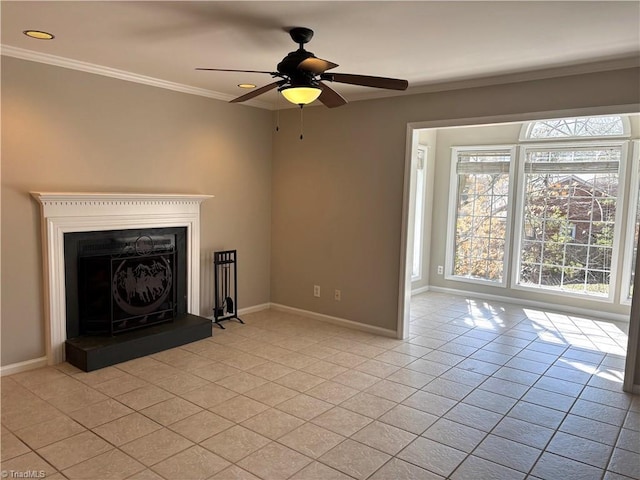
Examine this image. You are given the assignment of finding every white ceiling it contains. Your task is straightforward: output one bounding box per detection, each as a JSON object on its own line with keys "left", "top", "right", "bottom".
{"left": 2, "top": 1, "right": 639, "bottom": 109}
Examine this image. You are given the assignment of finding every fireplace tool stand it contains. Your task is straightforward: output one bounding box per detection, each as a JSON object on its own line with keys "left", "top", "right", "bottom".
{"left": 213, "top": 250, "right": 243, "bottom": 329}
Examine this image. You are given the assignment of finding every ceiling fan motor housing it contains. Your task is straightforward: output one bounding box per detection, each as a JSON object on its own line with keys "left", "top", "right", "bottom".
{"left": 277, "top": 50, "right": 316, "bottom": 76}
{"left": 277, "top": 27, "right": 320, "bottom": 84}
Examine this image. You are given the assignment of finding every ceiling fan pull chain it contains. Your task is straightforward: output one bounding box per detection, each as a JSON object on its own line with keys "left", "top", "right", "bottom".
{"left": 299, "top": 105, "right": 304, "bottom": 140}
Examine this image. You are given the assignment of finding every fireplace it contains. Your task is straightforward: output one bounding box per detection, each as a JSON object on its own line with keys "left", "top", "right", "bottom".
{"left": 32, "top": 192, "right": 213, "bottom": 370}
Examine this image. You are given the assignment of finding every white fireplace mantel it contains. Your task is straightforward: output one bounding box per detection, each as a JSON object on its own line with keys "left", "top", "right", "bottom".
{"left": 32, "top": 192, "right": 213, "bottom": 365}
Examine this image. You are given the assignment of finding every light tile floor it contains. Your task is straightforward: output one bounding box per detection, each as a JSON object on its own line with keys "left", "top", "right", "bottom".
{"left": 2, "top": 292, "right": 639, "bottom": 479}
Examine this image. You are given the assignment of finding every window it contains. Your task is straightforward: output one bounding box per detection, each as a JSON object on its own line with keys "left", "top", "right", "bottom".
{"left": 445, "top": 114, "right": 635, "bottom": 304}
{"left": 446, "top": 147, "right": 515, "bottom": 285}
{"left": 522, "top": 116, "right": 626, "bottom": 140}
{"left": 412, "top": 147, "right": 427, "bottom": 280}
{"left": 516, "top": 143, "right": 622, "bottom": 297}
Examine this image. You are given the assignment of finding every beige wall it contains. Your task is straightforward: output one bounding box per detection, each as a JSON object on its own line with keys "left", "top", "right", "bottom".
{"left": 271, "top": 102, "right": 408, "bottom": 330}
{"left": 1, "top": 57, "right": 273, "bottom": 365}
{"left": 271, "top": 68, "right": 640, "bottom": 331}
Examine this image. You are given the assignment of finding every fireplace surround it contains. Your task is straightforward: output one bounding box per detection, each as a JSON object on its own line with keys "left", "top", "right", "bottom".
{"left": 32, "top": 192, "right": 213, "bottom": 367}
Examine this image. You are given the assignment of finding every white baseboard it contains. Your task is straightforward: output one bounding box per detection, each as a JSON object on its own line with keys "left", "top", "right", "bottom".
{"left": 1, "top": 356, "right": 48, "bottom": 377}
{"left": 238, "top": 303, "right": 271, "bottom": 315}
{"left": 411, "top": 286, "right": 430, "bottom": 295}
{"left": 429, "top": 286, "right": 630, "bottom": 323}
{"left": 206, "top": 303, "right": 271, "bottom": 322}
{"left": 2, "top": 305, "right": 273, "bottom": 376}
{"left": 270, "top": 303, "right": 397, "bottom": 338}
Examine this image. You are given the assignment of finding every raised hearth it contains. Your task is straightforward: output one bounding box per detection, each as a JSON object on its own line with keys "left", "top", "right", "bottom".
{"left": 66, "top": 313, "right": 211, "bottom": 371}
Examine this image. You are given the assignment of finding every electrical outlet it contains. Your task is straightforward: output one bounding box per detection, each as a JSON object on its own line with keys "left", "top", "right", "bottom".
{"left": 334, "top": 289, "right": 341, "bottom": 301}
{"left": 314, "top": 285, "right": 321, "bottom": 297}
{"left": 437, "top": 265, "right": 444, "bottom": 275}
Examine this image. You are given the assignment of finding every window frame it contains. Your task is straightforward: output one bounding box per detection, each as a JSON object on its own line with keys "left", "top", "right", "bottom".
{"left": 445, "top": 145, "right": 518, "bottom": 288}
{"left": 411, "top": 145, "right": 428, "bottom": 281}
{"left": 511, "top": 139, "right": 629, "bottom": 302}
{"left": 620, "top": 140, "right": 640, "bottom": 305}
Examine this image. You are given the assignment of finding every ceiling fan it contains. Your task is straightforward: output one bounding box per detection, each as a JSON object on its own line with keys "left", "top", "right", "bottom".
{"left": 196, "top": 27, "right": 409, "bottom": 108}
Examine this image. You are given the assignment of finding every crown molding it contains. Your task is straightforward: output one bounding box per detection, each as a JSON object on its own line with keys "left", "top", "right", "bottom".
{"left": 274, "top": 55, "right": 640, "bottom": 109}
{"left": 3, "top": 45, "right": 638, "bottom": 111}
{"left": 1, "top": 45, "right": 274, "bottom": 110}
{"left": 405, "top": 56, "right": 640, "bottom": 97}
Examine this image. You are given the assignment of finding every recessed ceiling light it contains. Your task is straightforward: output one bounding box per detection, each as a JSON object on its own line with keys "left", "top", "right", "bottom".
{"left": 23, "top": 30, "right": 55, "bottom": 40}
{"left": 237, "top": 84, "right": 256, "bottom": 89}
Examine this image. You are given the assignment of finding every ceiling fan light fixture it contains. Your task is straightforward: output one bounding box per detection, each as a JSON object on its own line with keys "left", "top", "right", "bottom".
{"left": 280, "top": 86, "right": 321, "bottom": 105}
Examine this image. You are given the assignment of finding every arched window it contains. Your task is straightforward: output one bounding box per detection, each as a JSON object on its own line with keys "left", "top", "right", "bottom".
{"left": 521, "top": 115, "right": 629, "bottom": 141}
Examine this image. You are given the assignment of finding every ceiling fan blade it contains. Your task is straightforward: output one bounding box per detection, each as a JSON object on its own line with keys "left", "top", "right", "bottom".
{"left": 196, "top": 68, "right": 278, "bottom": 75}
{"left": 230, "top": 80, "right": 285, "bottom": 103}
{"left": 298, "top": 57, "right": 339, "bottom": 74}
{"left": 318, "top": 82, "right": 347, "bottom": 108}
{"left": 321, "top": 73, "right": 408, "bottom": 90}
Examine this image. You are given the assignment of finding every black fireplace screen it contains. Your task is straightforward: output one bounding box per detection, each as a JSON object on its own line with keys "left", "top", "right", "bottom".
{"left": 66, "top": 228, "right": 187, "bottom": 337}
